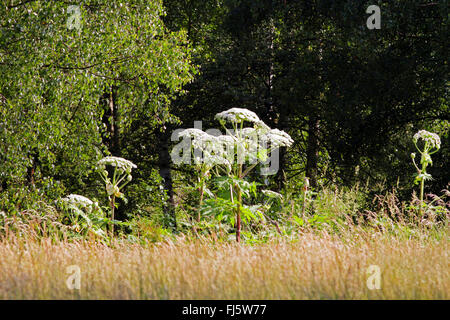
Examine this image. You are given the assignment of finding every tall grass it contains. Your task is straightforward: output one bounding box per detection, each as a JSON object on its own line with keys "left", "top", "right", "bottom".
{"left": 0, "top": 184, "right": 447, "bottom": 299}
{"left": 0, "top": 232, "right": 447, "bottom": 299}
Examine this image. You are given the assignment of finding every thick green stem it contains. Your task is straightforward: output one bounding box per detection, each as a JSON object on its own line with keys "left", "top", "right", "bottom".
{"left": 110, "top": 195, "right": 115, "bottom": 236}
{"left": 236, "top": 186, "right": 241, "bottom": 243}
{"left": 198, "top": 182, "right": 204, "bottom": 222}
{"left": 235, "top": 164, "right": 243, "bottom": 243}
{"left": 419, "top": 160, "right": 427, "bottom": 217}
{"left": 419, "top": 177, "right": 424, "bottom": 217}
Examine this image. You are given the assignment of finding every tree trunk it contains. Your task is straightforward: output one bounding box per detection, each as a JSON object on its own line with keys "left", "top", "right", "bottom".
{"left": 275, "top": 110, "right": 289, "bottom": 191}
{"left": 266, "top": 18, "right": 288, "bottom": 191}
{"left": 157, "top": 126, "right": 177, "bottom": 229}
{"left": 26, "top": 150, "right": 39, "bottom": 186}
{"left": 305, "top": 116, "right": 320, "bottom": 189}
{"left": 101, "top": 85, "right": 120, "bottom": 156}
{"left": 1, "top": 180, "right": 7, "bottom": 192}
{"left": 101, "top": 85, "right": 126, "bottom": 221}
{"left": 109, "top": 86, "right": 120, "bottom": 156}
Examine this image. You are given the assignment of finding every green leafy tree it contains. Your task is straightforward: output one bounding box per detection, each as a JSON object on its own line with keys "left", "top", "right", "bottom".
{"left": 0, "top": 1, "right": 196, "bottom": 221}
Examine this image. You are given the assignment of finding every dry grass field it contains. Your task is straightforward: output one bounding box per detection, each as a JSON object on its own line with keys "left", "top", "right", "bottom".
{"left": 0, "top": 232, "right": 447, "bottom": 300}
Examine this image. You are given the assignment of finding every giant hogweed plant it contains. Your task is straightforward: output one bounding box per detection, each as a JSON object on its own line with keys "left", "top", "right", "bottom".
{"left": 59, "top": 194, "right": 107, "bottom": 238}
{"left": 175, "top": 108, "right": 293, "bottom": 242}
{"left": 97, "top": 156, "right": 137, "bottom": 235}
{"left": 176, "top": 128, "right": 224, "bottom": 214}
{"left": 59, "top": 156, "right": 136, "bottom": 239}
{"left": 411, "top": 130, "right": 441, "bottom": 216}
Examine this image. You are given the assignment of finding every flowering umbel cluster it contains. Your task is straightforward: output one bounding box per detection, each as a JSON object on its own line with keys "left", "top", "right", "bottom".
{"left": 98, "top": 156, "right": 137, "bottom": 174}
{"left": 59, "top": 193, "right": 106, "bottom": 236}
{"left": 173, "top": 108, "right": 293, "bottom": 170}
{"left": 97, "top": 156, "right": 137, "bottom": 198}
{"left": 61, "top": 194, "right": 95, "bottom": 208}
{"left": 413, "top": 130, "right": 441, "bottom": 151}
{"left": 215, "top": 108, "right": 261, "bottom": 124}
{"left": 172, "top": 108, "right": 294, "bottom": 242}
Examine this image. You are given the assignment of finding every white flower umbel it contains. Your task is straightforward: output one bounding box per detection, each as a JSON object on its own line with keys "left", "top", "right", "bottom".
{"left": 98, "top": 156, "right": 137, "bottom": 173}
{"left": 214, "top": 135, "right": 236, "bottom": 170}
{"left": 216, "top": 134, "right": 236, "bottom": 146}
{"left": 62, "top": 194, "right": 94, "bottom": 208}
{"left": 193, "top": 133, "right": 217, "bottom": 152}
{"left": 215, "top": 108, "right": 261, "bottom": 124}
{"left": 177, "top": 128, "right": 217, "bottom": 157}
{"left": 177, "top": 128, "right": 209, "bottom": 140}
{"left": 236, "top": 128, "right": 259, "bottom": 164}
{"left": 262, "top": 128, "right": 294, "bottom": 149}
{"left": 413, "top": 130, "right": 441, "bottom": 151}
{"left": 60, "top": 194, "right": 96, "bottom": 232}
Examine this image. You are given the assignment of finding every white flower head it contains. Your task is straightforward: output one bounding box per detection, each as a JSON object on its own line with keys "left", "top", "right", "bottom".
{"left": 240, "top": 127, "right": 257, "bottom": 136}
{"left": 215, "top": 108, "right": 260, "bottom": 124}
{"left": 177, "top": 129, "right": 228, "bottom": 167}
{"left": 204, "top": 154, "right": 232, "bottom": 167}
{"left": 214, "top": 135, "right": 236, "bottom": 168}
{"left": 98, "top": 156, "right": 137, "bottom": 173}
{"left": 263, "top": 129, "right": 294, "bottom": 148}
{"left": 61, "top": 194, "right": 94, "bottom": 208}
{"left": 177, "top": 128, "right": 217, "bottom": 151}
{"left": 236, "top": 128, "right": 260, "bottom": 163}
{"left": 194, "top": 134, "right": 218, "bottom": 151}
{"left": 216, "top": 134, "right": 235, "bottom": 145}
{"left": 413, "top": 130, "right": 441, "bottom": 150}
{"left": 177, "top": 128, "right": 208, "bottom": 140}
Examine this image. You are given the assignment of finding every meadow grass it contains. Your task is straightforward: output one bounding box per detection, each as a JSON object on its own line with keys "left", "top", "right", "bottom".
{"left": 0, "top": 231, "right": 447, "bottom": 300}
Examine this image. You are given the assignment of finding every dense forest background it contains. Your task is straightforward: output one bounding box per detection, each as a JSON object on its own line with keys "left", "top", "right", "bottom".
{"left": 0, "top": 0, "right": 448, "bottom": 231}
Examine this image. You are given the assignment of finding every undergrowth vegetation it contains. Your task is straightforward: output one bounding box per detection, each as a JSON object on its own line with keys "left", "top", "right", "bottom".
{"left": 1, "top": 182, "right": 448, "bottom": 244}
